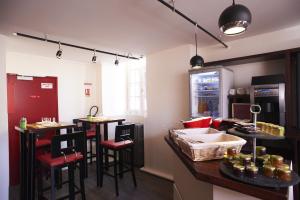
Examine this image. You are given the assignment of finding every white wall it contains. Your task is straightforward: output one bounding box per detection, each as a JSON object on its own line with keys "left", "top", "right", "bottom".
{"left": 144, "top": 45, "right": 193, "bottom": 179}
{"left": 6, "top": 52, "right": 101, "bottom": 122}
{"left": 0, "top": 35, "right": 9, "bottom": 200}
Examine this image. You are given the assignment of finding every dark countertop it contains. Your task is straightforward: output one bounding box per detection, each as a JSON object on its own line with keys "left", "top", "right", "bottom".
{"left": 165, "top": 136, "right": 288, "bottom": 200}
{"left": 78, "top": 117, "right": 125, "bottom": 124}
{"left": 15, "top": 122, "right": 75, "bottom": 133}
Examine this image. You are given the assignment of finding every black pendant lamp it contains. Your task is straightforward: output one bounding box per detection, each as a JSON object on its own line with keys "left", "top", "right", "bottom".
{"left": 190, "top": 29, "right": 204, "bottom": 68}
{"left": 219, "top": 0, "right": 252, "bottom": 36}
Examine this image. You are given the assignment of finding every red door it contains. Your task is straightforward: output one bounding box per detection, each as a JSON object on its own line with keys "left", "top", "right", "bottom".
{"left": 7, "top": 74, "right": 59, "bottom": 186}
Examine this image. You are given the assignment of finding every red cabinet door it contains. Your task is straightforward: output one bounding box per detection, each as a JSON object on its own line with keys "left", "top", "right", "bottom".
{"left": 7, "top": 74, "right": 59, "bottom": 186}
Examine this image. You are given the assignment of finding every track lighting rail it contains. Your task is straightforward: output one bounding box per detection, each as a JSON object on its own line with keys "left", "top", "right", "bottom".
{"left": 15, "top": 32, "right": 139, "bottom": 60}
{"left": 156, "top": 0, "right": 228, "bottom": 48}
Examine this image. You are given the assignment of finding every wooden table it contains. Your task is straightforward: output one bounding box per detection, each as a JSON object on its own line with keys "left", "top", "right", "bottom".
{"left": 15, "top": 123, "right": 75, "bottom": 200}
{"left": 165, "top": 136, "right": 289, "bottom": 200}
{"left": 78, "top": 117, "right": 125, "bottom": 186}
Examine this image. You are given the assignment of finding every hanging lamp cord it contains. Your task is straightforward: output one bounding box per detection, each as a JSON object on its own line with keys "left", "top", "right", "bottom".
{"left": 172, "top": 0, "right": 175, "bottom": 12}
{"left": 232, "top": 0, "right": 235, "bottom": 5}
{"left": 195, "top": 23, "right": 198, "bottom": 55}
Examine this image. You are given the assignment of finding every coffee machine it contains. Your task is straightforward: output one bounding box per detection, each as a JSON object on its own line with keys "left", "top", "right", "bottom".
{"left": 250, "top": 74, "right": 285, "bottom": 126}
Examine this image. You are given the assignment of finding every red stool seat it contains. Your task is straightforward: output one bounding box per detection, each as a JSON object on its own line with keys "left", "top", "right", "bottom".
{"left": 100, "top": 139, "right": 133, "bottom": 150}
{"left": 36, "top": 139, "right": 51, "bottom": 148}
{"left": 37, "top": 152, "right": 83, "bottom": 167}
{"left": 86, "top": 130, "right": 96, "bottom": 138}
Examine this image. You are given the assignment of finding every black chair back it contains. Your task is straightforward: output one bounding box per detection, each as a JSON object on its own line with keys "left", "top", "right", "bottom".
{"left": 114, "top": 124, "right": 135, "bottom": 142}
{"left": 51, "top": 131, "right": 85, "bottom": 158}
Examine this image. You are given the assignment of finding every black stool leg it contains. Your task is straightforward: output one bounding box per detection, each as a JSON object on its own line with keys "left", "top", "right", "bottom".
{"left": 114, "top": 150, "right": 119, "bottom": 196}
{"left": 119, "top": 150, "right": 123, "bottom": 179}
{"left": 89, "top": 139, "right": 93, "bottom": 164}
{"left": 50, "top": 167, "right": 56, "bottom": 200}
{"left": 68, "top": 164, "right": 75, "bottom": 200}
{"left": 130, "top": 146, "right": 137, "bottom": 187}
{"left": 99, "top": 146, "right": 103, "bottom": 187}
{"left": 80, "top": 160, "right": 86, "bottom": 200}
{"left": 37, "top": 163, "right": 43, "bottom": 200}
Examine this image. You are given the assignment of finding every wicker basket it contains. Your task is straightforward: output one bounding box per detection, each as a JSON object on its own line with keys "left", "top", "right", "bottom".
{"left": 175, "top": 131, "right": 246, "bottom": 161}
{"left": 169, "top": 128, "right": 222, "bottom": 145}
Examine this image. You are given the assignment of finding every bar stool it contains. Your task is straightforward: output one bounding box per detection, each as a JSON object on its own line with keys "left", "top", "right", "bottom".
{"left": 86, "top": 128, "right": 96, "bottom": 164}
{"left": 35, "top": 138, "right": 51, "bottom": 158}
{"left": 73, "top": 119, "right": 97, "bottom": 164}
{"left": 35, "top": 130, "right": 58, "bottom": 153}
{"left": 37, "top": 132, "right": 86, "bottom": 200}
{"left": 99, "top": 124, "right": 137, "bottom": 196}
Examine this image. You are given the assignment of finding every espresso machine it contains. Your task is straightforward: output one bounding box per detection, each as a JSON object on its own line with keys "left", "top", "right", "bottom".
{"left": 250, "top": 74, "right": 291, "bottom": 158}
{"left": 250, "top": 74, "right": 285, "bottom": 126}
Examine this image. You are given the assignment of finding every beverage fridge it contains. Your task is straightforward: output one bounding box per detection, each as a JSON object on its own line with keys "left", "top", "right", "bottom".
{"left": 189, "top": 67, "right": 233, "bottom": 119}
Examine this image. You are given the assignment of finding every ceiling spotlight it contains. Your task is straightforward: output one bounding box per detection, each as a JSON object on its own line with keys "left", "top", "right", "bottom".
{"left": 92, "top": 49, "right": 97, "bottom": 63}
{"left": 56, "top": 41, "right": 62, "bottom": 59}
{"left": 190, "top": 24, "right": 204, "bottom": 68}
{"left": 127, "top": 53, "right": 133, "bottom": 59}
{"left": 218, "top": 0, "right": 252, "bottom": 36}
{"left": 114, "top": 54, "right": 119, "bottom": 66}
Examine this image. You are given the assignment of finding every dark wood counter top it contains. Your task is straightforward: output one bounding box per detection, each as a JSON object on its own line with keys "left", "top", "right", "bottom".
{"left": 15, "top": 122, "right": 75, "bottom": 133}
{"left": 165, "top": 136, "right": 289, "bottom": 200}
{"left": 78, "top": 117, "right": 125, "bottom": 124}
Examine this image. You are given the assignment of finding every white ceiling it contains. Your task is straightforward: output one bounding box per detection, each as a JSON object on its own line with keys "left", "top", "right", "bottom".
{"left": 1, "top": 0, "right": 300, "bottom": 55}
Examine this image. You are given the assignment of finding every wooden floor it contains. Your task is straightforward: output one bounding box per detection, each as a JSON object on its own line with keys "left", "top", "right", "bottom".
{"left": 10, "top": 163, "right": 173, "bottom": 200}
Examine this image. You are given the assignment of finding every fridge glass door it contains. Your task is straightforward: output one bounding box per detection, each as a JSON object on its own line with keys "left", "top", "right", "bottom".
{"left": 190, "top": 71, "right": 220, "bottom": 118}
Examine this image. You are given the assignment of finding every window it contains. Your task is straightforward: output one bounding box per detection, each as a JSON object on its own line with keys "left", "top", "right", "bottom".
{"left": 127, "top": 59, "right": 146, "bottom": 116}
{"left": 102, "top": 58, "right": 146, "bottom": 117}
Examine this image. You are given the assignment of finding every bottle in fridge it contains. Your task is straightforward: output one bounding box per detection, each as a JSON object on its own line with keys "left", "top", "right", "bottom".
{"left": 189, "top": 67, "right": 233, "bottom": 119}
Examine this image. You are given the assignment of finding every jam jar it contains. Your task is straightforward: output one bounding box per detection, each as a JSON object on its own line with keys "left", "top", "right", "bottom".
{"left": 276, "top": 168, "right": 292, "bottom": 181}
{"left": 270, "top": 155, "right": 284, "bottom": 168}
{"left": 240, "top": 154, "right": 252, "bottom": 166}
{"left": 256, "top": 146, "right": 266, "bottom": 156}
{"left": 228, "top": 159, "right": 240, "bottom": 169}
{"left": 256, "top": 154, "right": 270, "bottom": 167}
{"left": 263, "top": 165, "right": 276, "bottom": 178}
{"left": 245, "top": 165, "right": 258, "bottom": 178}
{"left": 233, "top": 164, "right": 245, "bottom": 177}
{"left": 279, "top": 164, "right": 290, "bottom": 171}
{"left": 227, "top": 147, "right": 237, "bottom": 157}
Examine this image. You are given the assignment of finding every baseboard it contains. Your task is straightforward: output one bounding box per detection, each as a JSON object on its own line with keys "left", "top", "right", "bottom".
{"left": 140, "top": 167, "right": 174, "bottom": 182}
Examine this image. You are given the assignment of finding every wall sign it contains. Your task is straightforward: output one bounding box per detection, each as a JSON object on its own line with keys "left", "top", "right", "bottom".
{"left": 41, "top": 83, "right": 53, "bottom": 89}
{"left": 84, "top": 82, "right": 92, "bottom": 97}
